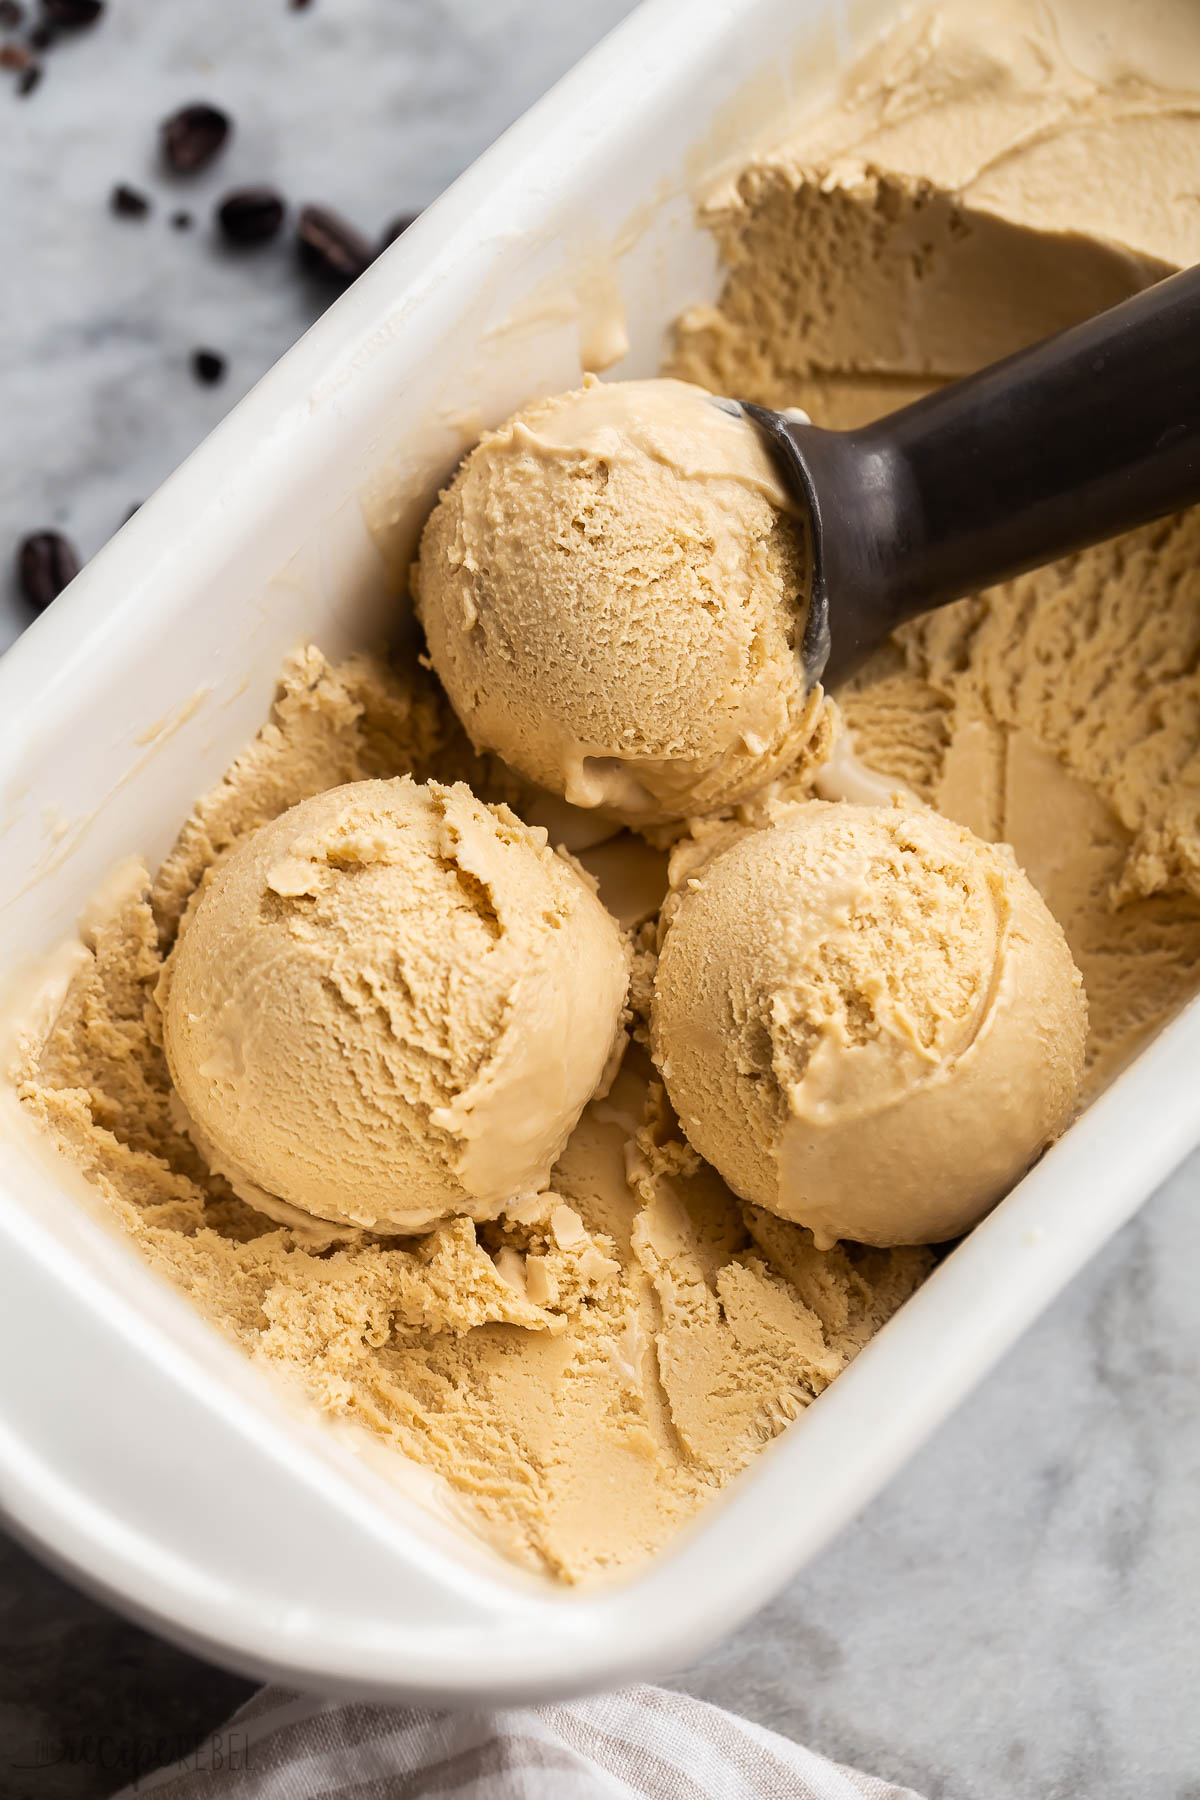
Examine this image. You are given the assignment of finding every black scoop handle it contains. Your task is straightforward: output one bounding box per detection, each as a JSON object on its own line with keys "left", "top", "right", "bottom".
{"left": 746, "top": 262, "right": 1200, "bottom": 688}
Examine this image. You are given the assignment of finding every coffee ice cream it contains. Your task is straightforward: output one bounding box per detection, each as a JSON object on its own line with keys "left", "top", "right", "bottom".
{"left": 15, "top": 649, "right": 932, "bottom": 1579}
{"left": 13, "top": 0, "right": 1200, "bottom": 1583}
{"left": 652, "top": 802, "right": 1086, "bottom": 1248}
{"left": 414, "top": 375, "right": 829, "bottom": 826}
{"left": 668, "top": 0, "right": 1200, "bottom": 1096}
{"left": 160, "top": 776, "right": 630, "bottom": 1239}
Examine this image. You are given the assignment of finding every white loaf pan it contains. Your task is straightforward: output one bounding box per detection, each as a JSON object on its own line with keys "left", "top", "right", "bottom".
{"left": 2, "top": 0, "right": 1199, "bottom": 1704}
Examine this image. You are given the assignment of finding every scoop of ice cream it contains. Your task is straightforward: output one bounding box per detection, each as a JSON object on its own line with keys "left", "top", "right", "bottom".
{"left": 412, "top": 375, "right": 824, "bottom": 828}
{"left": 650, "top": 801, "right": 1086, "bottom": 1247}
{"left": 159, "top": 777, "right": 630, "bottom": 1236}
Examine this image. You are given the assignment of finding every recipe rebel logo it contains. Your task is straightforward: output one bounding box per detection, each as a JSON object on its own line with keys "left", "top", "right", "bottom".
{"left": 8, "top": 1726, "right": 251, "bottom": 1787}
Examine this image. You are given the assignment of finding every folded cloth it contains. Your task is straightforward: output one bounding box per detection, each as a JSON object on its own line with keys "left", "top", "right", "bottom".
{"left": 117, "top": 1683, "right": 928, "bottom": 1800}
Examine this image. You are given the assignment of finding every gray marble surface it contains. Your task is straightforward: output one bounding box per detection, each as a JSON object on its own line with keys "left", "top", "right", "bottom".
{"left": 2, "top": 4, "right": 1199, "bottom": 1798}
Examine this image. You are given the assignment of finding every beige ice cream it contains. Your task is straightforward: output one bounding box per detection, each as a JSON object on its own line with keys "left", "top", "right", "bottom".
{"left": 14, "top": 649, "right": 930, "bottom": 1579}
{"left": 13, "top": 0, "right": 1200, "bottom": 1583}
{"left": 668, "top": 0, "right": 1200, "bottom": 1099}
{"left": 414, "top": 375, "right": 829, "bottom": 827}
{"left": 652, "top": 802, "right": 1086, "bottom": 1248}
{"left": 160, "top": 776, "right": 630, "bottom": 1239}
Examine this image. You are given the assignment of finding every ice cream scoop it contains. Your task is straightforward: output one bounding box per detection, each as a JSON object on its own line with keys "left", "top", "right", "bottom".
{"left": 650, "top": 802, "right": 1087, "bottom": 1248}
{"left": 413, "top": 377, "right": 825, "bottom": 828}
{"left": 742, "top": 261, "right": 1200, "bottom": 687}
{"left": 159, "top": 777, "right": 630, "bottom": 1237}
{"left": 416, "top": 270, "right": 1200, "bottom": 825}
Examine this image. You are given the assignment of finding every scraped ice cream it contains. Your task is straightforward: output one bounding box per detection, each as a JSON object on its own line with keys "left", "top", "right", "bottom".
{"left": 413, "top": 375, "right": 829, "bottom": 826}
{"left": 668, "top": 0, "right": 1200, "bottom": 1095}
{"left": 652, "top": 802, "right": 1086, "bottom": 1248}
{"left": 13, "top": 649, "right": 931, "bottom": 1579}
{"left": 160, "top": 776, "right": 630, "bottom": 1239}
{"left": 11, "top": 0, "right": 1200, "bottom": 1582}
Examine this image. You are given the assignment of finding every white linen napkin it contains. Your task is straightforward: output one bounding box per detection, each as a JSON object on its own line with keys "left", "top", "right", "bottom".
{"left": 116, "top": 1683, "right": 928, "bottom": 1799}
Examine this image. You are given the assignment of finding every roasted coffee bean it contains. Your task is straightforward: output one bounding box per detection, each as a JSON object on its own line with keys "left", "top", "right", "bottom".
{"left": 191, "top": 348, "right": 226, "bottom": 385}
{"left": 217, "top": 186, "right": 285, "bottom": 246}
{"left": 28, "top": 19, "right": 53, "bottom": 46}
{"left": 111, "top": 182, "right": 150, "bottom": 218}
{"left": 42, "top": 0, "right": 102, "bottom": 24}
{"left": 18, "top": 531, "right": 79, "bottom": 611}
{"left": 162, "top": 101, "right": 230, "bottom": 174}
{"left": 0, "top": 1, "right": 24, "bottom": 28}
{"left": 297, "top": 204, "right": 372, "bottom": 283}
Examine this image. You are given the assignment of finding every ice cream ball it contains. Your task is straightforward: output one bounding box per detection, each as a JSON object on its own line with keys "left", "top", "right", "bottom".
{"left": 159, "top": 777, "right": 630, "bottom": 1237}
{"left": 412, "top": 376, "right": 824, "bottom": 829}
{"left": 650, "top": 801, "right": 1087, "bottom": 1247}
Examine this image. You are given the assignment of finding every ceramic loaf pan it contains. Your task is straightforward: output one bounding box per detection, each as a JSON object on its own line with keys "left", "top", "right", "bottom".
{"left": 0, "top": 0, "right": 1198, "bottom": 1701}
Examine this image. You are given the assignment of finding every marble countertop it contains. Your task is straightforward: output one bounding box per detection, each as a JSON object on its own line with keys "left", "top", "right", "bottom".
{"left": 2, "top": 5, "right": 1199, "bottom": 1797}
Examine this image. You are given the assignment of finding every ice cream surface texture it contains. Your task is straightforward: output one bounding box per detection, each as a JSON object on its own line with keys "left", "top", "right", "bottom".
{"left": 414, "top": 375, "right": 828, "bottom": 826}
{"left": 13, "top": 0, "right": 1200, "bottom": 1585}
{"left": 669, "top": 0, "right": 1200, "bottom": 1093}
{"left": 160, "top": 777, "right": 630, "bottom": 1238}
{"left": 652, "top": 803, "right": 1086, "bottom": 1248}
{"left": 15, "top": 649, "right": 931, "bottom": 1580}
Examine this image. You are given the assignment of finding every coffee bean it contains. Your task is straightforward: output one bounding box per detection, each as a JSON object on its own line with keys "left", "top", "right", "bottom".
{"left": 42, "top": 0, "right": 102, "bottom": 24}
{"left": 162, "top": 102, "right": 230, "bottom": 175}
{"left": 28, "top": 19, "right": 53, "bottom": 46}
{"left": 217, "top": 185, "right": 285, "bottom": 246}
{"left": 111, "top": 182, "right": 150, "bottom": 219}
{"left": 18, "top": 531, "right": 79, "bottom": 612}
{"left": 0, "top": 1, "right": 24, "bottom": 27}
{"left": 170, "top": 209, "right": 193, "bottom": 231}
{"left": 191, "top": 348, "right": 226, "bottom": 385}
{"left": 16, "top": 58, "right": 39, "bottom": 92}
{"left": 378, "top": 213, "right": 417, "bottom": 254}
{"left": 297, "top": 204, "right": 372, "bottom": 283}
{"left": 0, "top": 40, "right": 29, "bottom": 66}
